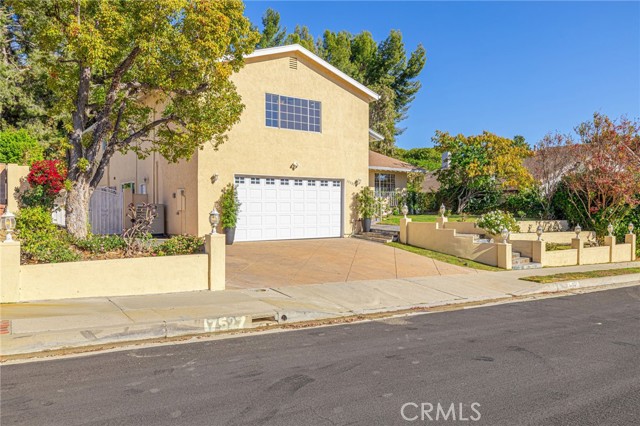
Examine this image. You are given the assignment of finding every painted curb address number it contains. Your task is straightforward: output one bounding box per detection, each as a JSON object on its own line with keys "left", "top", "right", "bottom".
{"left": 203, "top": 316, "right": 249, "bottom": 332}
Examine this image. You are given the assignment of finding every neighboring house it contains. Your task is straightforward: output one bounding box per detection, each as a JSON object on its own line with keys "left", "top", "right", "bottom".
{"left": 100, "top": 44, "right": 379, "bottom": 241}
{"left": 368, "top": 150, "right": 424, "bottom": 206}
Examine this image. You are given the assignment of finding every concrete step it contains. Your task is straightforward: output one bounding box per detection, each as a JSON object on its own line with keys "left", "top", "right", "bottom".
{"left": 353, "top": 233, "right": 395, "bottom": 243}
{"left": 512, "top": 262, "right": 543, "bottom": 270}
{"left": 512, "top": 257, "right": 531, "bottom": 265}
{"left": 512, "top": 251, "right": 521, "bottom": 259}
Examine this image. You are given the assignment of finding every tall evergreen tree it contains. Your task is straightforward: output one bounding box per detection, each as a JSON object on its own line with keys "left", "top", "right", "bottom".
{"left": 256, "top": 8, "right": 287, "bottom": 48}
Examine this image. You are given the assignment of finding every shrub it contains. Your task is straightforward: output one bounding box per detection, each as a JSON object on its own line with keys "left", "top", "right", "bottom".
{"left": 20, "top": 159, "right": 68, "bottom": 210}
{"left": 153, "top": 235, "right": 204, "bottom": 256}
{"left": 74, "top": 234, "right": 126, "bottom": 254}
{"left": 219, "top": 183, "right": 241, "bottom": 229}
{"left": 0, "top": 129, "right": 44, "bottom": 165}
{"left": 356, "top": 186, "right": 376, "bottom": 219}
{"left": 502, "top": 187, "right": 545, "bottom": 219}
{"left": 476, "top": 210, "right": 519, "bottom": 235}
{"left": 15, "top": 206, "right": 79, "bottom": 263}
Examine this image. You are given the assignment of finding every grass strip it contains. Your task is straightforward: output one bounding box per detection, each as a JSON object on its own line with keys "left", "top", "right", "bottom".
{"left": 386, "top": 242, "right": 502, "bottom": 272}
{"left": 520, "top": 267, "right": 640, "bottom": 284}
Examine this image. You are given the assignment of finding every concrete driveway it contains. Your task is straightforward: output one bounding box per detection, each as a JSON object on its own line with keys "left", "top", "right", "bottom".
{"left": 226, "top": 238, "right": 476, "bottom": 289}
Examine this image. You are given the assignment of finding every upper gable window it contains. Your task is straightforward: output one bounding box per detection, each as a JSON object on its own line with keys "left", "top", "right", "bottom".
{"left": 266, "top": 93, "right": 321, "bottom": 133}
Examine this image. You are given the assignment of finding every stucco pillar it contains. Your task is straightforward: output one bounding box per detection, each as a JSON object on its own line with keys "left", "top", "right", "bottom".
{"left": 497, "top": 243, "right": 512, "bottom": 270}
{"left": 604, "top": 236, "right": 615, "bottom": 262}
{"left": 532, "top": 240, "right": 546, "bottom": 265}
{"left": 436, "top": 216, "right": 448, "bottom": 229}
{"left": 625, "top": 233, "right": 637, "bottom": 261}
{"left": 399, "top": 218, "right": 412, "bottom": 244}
{"left": 571, "top": 238, "right": 584, "bottom": 265}
{"left": 205, "top": 234, "right": 226, "bottom": 291}
{"left": 0, "top": 241, "right": 21, "bottom": 303}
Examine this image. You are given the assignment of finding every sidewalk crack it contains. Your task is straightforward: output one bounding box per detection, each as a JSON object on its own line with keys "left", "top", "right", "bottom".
{"left": 107, "top": 298, "right": 136, "bottom": 323}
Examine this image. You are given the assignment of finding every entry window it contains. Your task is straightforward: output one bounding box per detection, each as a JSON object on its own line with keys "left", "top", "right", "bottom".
{"left": 251, "top": 178, "right": 260, "bottom": 185}
{"left": 374, "top": 173, "right": 395, "bottom": 193}
{"left": 265, "top": 93, "right": 321, "bottom": 133}
{"left": 266, "top": 178, "right": 275, "bottom": 185}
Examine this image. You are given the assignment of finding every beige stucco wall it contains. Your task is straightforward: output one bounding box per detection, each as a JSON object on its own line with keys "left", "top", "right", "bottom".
{"left": 517, "top": 220, "right": 570, "bottom": 233}
{"left": 611, "top": 244, "right": 632, "bottom": 262}
{"left": 580, "top": 246, "right": 610, "bottom": 265}
{"left": 406, "top": 221, "right": 500, "bottom": 266}
{"left": 511, "top": 231, "right": 591, "bottom": 244}
{"left": 545, "top": 249, "right": 578, "bottom": 266}
{"left": 18, "top": 255, "right": 208, "bottom": 301}
{"left": 196, "top": 53, "right": 371, "bottom": 236}
{"left": 4, "top": 164, "right": 29, "bottom": 213}
{"left": 368, "top": 170, "right": 408, "bottom": 191}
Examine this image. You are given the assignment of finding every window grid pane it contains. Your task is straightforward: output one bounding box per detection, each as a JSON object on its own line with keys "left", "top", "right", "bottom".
{"left": 265, "top": 93, "right": 321, "bottom": 133}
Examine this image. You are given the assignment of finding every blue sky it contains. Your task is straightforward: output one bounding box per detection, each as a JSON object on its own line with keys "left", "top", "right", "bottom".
{"left": 244, "top": 1, "right": 640, "bottom": 149}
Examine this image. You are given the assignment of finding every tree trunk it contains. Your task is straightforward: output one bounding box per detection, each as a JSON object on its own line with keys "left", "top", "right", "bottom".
{"left": 65, "top": 176, "right": 93, "bottom": 239}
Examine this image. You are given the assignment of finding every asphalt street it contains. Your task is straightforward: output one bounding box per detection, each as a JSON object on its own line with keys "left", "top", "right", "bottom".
{"left": 2, "top": 286, "right": 639, "bottom": 425}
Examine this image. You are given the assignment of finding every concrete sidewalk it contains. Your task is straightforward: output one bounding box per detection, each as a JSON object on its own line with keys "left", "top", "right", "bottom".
{"left": 1, "top": 262, "right": 639, "bottom": 356}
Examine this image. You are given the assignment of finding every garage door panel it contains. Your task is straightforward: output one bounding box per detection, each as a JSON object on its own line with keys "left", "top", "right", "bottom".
{"left": 235, "top": 175, "right": 342, "bottom": 242}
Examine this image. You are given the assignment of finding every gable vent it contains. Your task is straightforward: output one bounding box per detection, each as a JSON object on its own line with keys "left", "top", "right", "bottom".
{"left": 289, "top": 57, "right": 298, "bottom": 70}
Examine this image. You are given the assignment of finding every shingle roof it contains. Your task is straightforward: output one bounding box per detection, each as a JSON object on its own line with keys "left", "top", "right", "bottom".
{"left": 369, "top": 151, "right": 422, "bottom": 172}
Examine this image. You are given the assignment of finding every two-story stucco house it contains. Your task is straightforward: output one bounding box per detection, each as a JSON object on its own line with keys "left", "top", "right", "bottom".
{"left": 100, "top": 44, "right": 379, "bottom": 241}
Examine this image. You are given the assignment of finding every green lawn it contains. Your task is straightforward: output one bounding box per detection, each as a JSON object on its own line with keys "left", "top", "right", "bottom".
{"left": 386, "top": 242, "right": 502, "bottom": 272}
{"left": 520, "top": 267, "right": 640, "bottom": 284}
{"left": 380, "top": 214, "right": 478, "bottom": 226}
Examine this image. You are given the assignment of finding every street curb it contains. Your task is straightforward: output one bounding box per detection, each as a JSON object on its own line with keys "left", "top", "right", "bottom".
{"left": 2, "top": 276, "right": 639, "bottom": 357}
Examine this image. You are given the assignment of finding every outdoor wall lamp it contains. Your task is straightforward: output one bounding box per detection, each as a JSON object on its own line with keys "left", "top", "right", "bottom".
{"left": 354, "top": 179, "right": 361, "bottom": 187}
{"left": 1, "top": 210, "right": 16, "bottom": 242}
{"left": 500, "top": 227, "right": 510, "bottom": 243}
{"left": 210, "top": 173, "right": 219, "bottom": 184}
{"left": 607, "top": 223, "right": 614, "bottom": 236}
{"left": 536, "top": 225, "right": 544, "bottom": 241}
{"left": 401, "top": 204, "right": 409, "bottom": 218}
{"left": 290, "top": 161, "right": 299, "bottom": 171}
{"left": 629, "top": 222, "right": 635, "bottom": 235}
{"left": 574, "top": 224, "right": 582, "bottom": 238}
{"left": 209, "top": 207, "right": 220, "bottom": 234}
{"left": 439, "top": 204, "right": 446, "bottom": 218}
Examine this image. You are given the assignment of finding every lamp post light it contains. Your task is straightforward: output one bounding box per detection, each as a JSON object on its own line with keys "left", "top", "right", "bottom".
{"left": 629, "top": 222, "right": 635, "bottom": 235}
{"left": 536, "top": 225, "right": 544, "bottom": 241}
{"left": 401, "top": 204, "right": 409, "bottom": 219}
{"left": 439, "top": 204, "right": 446, "bottom": 218}
{"left": 1, "top": 210, "right": 16, "bottom": 242}
{"left": 574, "top": 224, "right": 582, "bottom": 238}
{"left": 607, "top": 223, "right": 614, "bottom": 237}
{"left": 209, "top": 207, "right": 220, "bottom": 234}
{"left": 500, "top": 227, "right": 510, "bottom": 243}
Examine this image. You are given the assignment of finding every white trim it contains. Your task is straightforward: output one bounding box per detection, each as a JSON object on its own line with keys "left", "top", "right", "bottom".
{"left": 246, "top": 44, "right": 380, "bottom": 102}
{"left": 368, "top": 128, "right": 385, "bottom": 141}
{"left": 369, "top": 166, "right": 425, "bottom": 173}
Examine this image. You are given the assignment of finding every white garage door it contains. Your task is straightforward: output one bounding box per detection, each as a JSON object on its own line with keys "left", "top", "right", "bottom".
{"left": 234, "top": 176, "right": 342, "bottom": 242}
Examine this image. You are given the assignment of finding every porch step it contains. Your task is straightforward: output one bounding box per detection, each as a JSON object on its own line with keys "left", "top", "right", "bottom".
{"left": 512, "top": 262, "right": 543, "bottom": 270}
{"left": 512, "top": 251, "right": 521, "bottom": 259}
{"left": 354, "top": 232, "right": 396, "bottom": 243}
{"left": 512, "top": 256, "right": 531, "bottom": 266}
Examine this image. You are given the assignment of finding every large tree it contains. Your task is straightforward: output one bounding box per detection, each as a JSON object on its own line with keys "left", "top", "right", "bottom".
{"left": 561, "top": 113, "right": 640, "bottom": 237}
{"left": 433, "top": 130, "right": 534, "bottom": 213}
{"left": 255, "top": 8, "right": 286, "bottom": 49}
{"left": 8, "top": 0, "right": 259, "bottom": 238}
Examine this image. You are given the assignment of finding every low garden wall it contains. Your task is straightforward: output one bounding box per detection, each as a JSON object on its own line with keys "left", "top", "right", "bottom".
{"left": 0, "top": 234, "right": 225, "bottom": 303}
{"left": 398, "top": 217, "right": 637, "bottom": 270}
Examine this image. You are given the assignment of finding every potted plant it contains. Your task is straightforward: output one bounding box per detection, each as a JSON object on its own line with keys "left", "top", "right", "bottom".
{"left": 219, "top": 183, "right": 241, "bottom": 245}
{"left": 357, "top": 186, "right": 376, "bottom": 232}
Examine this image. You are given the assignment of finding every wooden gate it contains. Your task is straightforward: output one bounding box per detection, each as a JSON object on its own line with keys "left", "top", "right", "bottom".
{"left": 89, "top": 187, "right": 123, "bottom": 235}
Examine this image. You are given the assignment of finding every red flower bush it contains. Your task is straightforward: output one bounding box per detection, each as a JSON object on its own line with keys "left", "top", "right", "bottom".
{"left": 27, "top": 160, "right": 67, "bottom": 196}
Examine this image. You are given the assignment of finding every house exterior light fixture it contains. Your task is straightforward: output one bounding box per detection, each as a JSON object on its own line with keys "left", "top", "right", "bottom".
{"left": 401, "top": 204, "right": 409, "bottom": 218}
{"left": 210, "top": 174, "right": 219, "bottom": 184}
{"left": 629, "top": 222, "right": 635, "bottom": 235}
{"left": 536, "top": 225, "right": 544, "bottom": 241}
{"left": 209, "top": 207, "right": 220, "bottom": 234}
{"left": 501, "top": 228, "right": 510, "bottom": 243}
{"left": 439, "top": 204, "right": 446, "bottom": 218}
{"left": 354, "top": 179, "right": 361, "bottom": 187}
{"left": 290, "top": 161, "right": 299, "bottom": 171}
{"left": 1, "top": 211, "right": 16, "bottom": 242}
{"left": 574, "top": 224, "right": 582, "bottom": 238}
{"left": 607, "top": 223, "right": 614, "bottom": 236}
